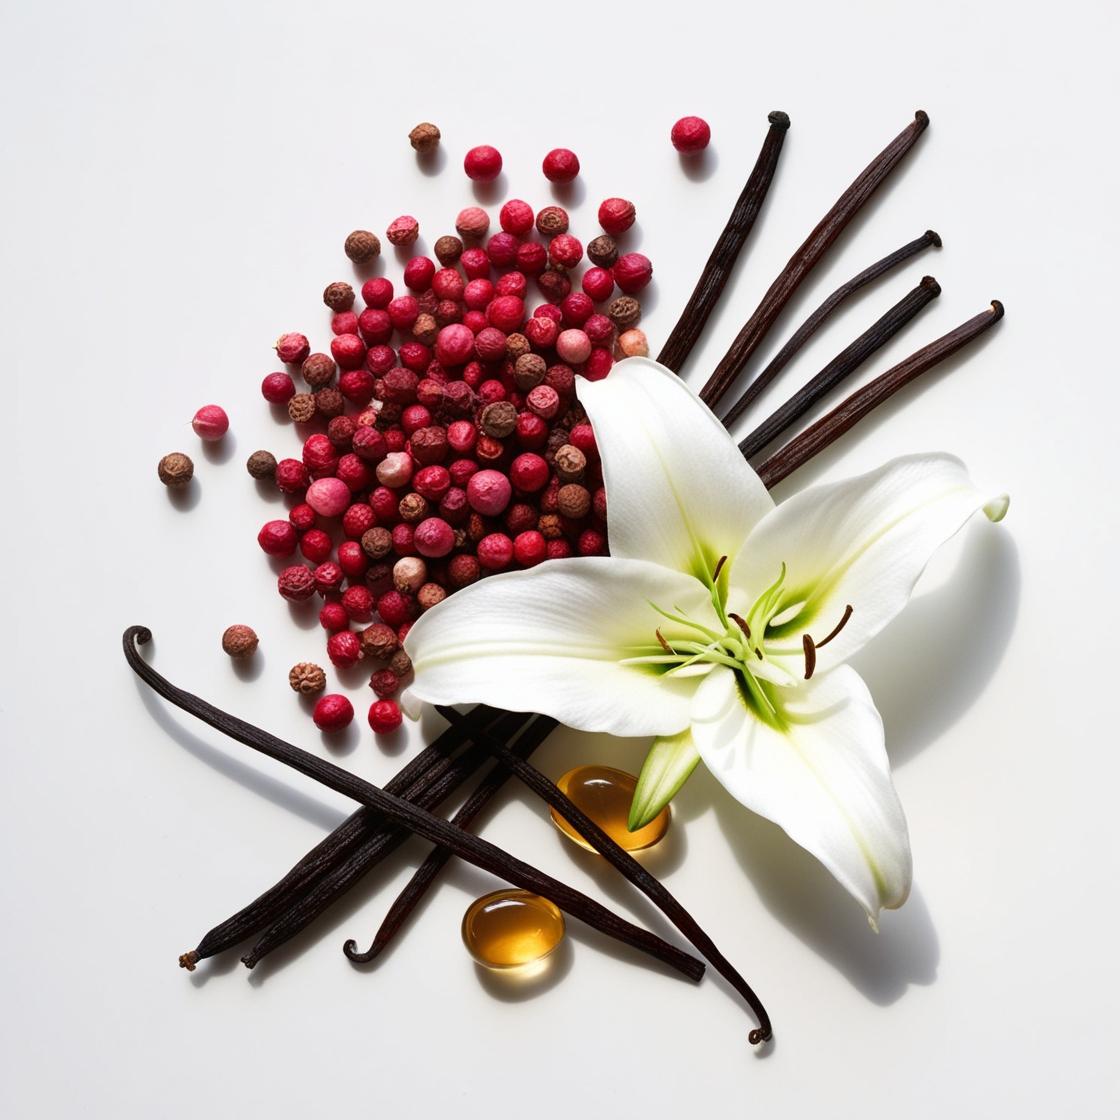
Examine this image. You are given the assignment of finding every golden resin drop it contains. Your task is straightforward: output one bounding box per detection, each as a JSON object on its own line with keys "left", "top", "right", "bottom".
{"left": 550, "top": 765, "right": 671, "bottom": 853}
{"left": 461, "top": 890, "right": 565, "bottom": 969}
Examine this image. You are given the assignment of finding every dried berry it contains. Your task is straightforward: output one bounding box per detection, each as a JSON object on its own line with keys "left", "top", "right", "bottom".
{"left": 246, "top": 450, "right": 277, "bottom": 480}
{"left": 360, "top": 622, "right": 399, "bottom": 660}
{"left": 313, "top": 694, "right": 354, "bottom": 732}
{"left": 314, "top": 387, "right": 344, "bottom": 418}
{"left": 387, "top": 215, "right": 420, "bottom": 247}
{"left": 258, "top": 519, "right": 297, "bottom": 556}
{"left": 157, "top": 452, "right": 194, "bottom": 488}
{"left": 557, "top": 483, "right": 591, "bottom": 519}
{"left": 344, "top": 230, "right": 381, "bottom": 262}
{"left": 553, "top": 444, "right": 587, "bottom": 482}
{"left": 369, "top": 669, "right": 400, "bottom": 698}
{"left": 455, "top": 206, "right": 490, "bottom": 239}
{"left": 417, "top": 582, "right": 447, "bottom": 611}
{"left": 275, "top": 332, "right": 311, "bottom": 364}
{"left": 289, "top": 662, "right": 327, "bottom": 695}
{"left": 608, "top": 296, "right": 642, "bottom": 329}
{"left": 618, "top": 327, "right": 650, "bottom": 357}
{"left": 598, "top": 197, "right": 636, "bottom": 236}
{"left": 587, "top": 234, "right": 619, "bottom": 268}
{"left": 192, "top": 404, "right": 229, "bottom": 441}
{"left": 323, "top": 282, "right": 355, "bottom": 312}
{"left": 480, "top": 400, "right": 517, "bottom": 438}
{"left": 288, "top": 392, "right": 316, "bottom": 424}
{"left": 542, "top": 148, "right": 580, "bottom": 183}
{"left": 278, "top": 565, "right": 316, "bottom": 602}
{"left": 671, "top": 115, "right": 711, "bottom": 153}
{"left": 261, "top": 371, "right": 296, "bottom": 404}
{"left": 388, "top": 648, "right": 413, "bottom": 678}
{"left": 535, "top": 205, "right": 569, "bottom": 236}
{"left": 327, "top": 630, "right": 362, "bottom": 668}
{"left": 434, "top": 235, "right": 463, "bottom": 265}
{"left": 301, "top": 353, "right": 336, "bottom": 388}
{"left": 368, "top": 699, "right": 403, "bottom": 735}
{"left": 464, "top": 145, "right": 503, "bottom": 182}
{"left": 221, "top": 624, "right": 259, "bottom": 658}
{"left": 408, "top": 121, "right": 441, "bottom": 153}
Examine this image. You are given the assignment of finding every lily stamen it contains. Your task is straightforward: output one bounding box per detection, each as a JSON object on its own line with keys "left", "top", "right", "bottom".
{"left": 802, "top": 634, "right": 817, "bottom": 679}
{"left": 712, "top": 555, "right": 728, "bottom": 583}
{"left": 815, "top": 604, "right": 854, "bottom": 649}
{"left": 729, "top": 612, "right": 752, "bottom": 640}
{"left": 656, "top": 628, "right": 675, "bottom": 654}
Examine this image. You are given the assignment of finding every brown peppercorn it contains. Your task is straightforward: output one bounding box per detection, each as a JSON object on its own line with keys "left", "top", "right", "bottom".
{"left": 388, "top": 648, "right": 413, "bottom": 678}
{"left": 327, "top": 415, "right": 356, "bottom": 449}
{"left": 157, "top": 451, "right": 194, "bottom": 488}
{"left": 563, "top": 400, "right": 588, "bottom": 428}
{"left": 434, "top": 299, "right": 461, "bottom": 327}
{"left": 480, "top": 400, "right": 518, "bottom": 438}
{"left": 416, "top": 289, "right": 438, "bottom": 316}
{"left": 434, "top": 235, "right": 463, "bottom": 265}
{"left": 288, "top": 392, "right": 316, "bottom": 424}
{"left": 289, "top": 662, "right": 327, "bottom": 695}
{"left": 608, "top": 296, "right": 641, "bottom": 329}
{"left": 365, "top": 562, "right": 394, "bottom": 593}
{"left": 410, "top": 425, "right": 449, "bottom": 465}
{"left": 246, "top": 449, "right": 277, "bottom": 480}
{"left": 537, "top": 268, "right": 569, "bottom": 303}
{"left": 360, "top": 622, "right": 399, "bottom": 661}
{"left": 513, "top": 352, "right": 547, "bottom": 391}
{"left": 588, "top": 234, "right": 619, "bottom": 268}
{"left": 323, "top": 281, "right": 355, "bottom": 312}
{"left": 408, "top": 121, "right": 441, "bottom": 153}
{"left": 314, "top": 387, "right": 344, "bottom": 419}
{"left": 398, "top": 492, "right": 430, "bottom": 523}
{"left": 344, "top": 230, "right": 381, "bottom": 263}
{"left": 361, "top": 526, "right": 393, "bottom": 560}
{"left": 505, "top": 332, "right": 530, "bottom": 360}
{"left": 417, "top": 582, "right": 447, "bottom": 611}
{"left": 557, "top": 483, "right": 591, "bottom": 520}
{"left": 468, "top": 512, "right": 489, "bottom": 543}
{"left": 301, "top": 352, "right": 336, "bottom": 388}
{"left": 553, "top": 444, "right": 587, "bottom": 483}
{"left": 536, "top": 205, "right": 569, "bottom": 236}
{"left": 412, "top": 312, "right": 438, "bottom": 346}
{"left": 538, "top": 513, "right": 564, "bottom": 540}
{"left": 221, "top": 624, "right": 259, "bottom": 659}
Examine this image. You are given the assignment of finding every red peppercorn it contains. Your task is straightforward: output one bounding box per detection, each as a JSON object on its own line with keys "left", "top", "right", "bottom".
{"left": 548, "top": 234, "right": 583, "bottom": 269}
{"left": 403, "top": 256, "right": 436, "bottom": 292}
{"left": 276, "top": 332, "right": 311, "bottom": 364}
{"left": 671, "top": 115, "right": 711, "bottom": 153}
{"left": 391, "top": 521, "right": 416, "bottom": 556}
{"left": 446, "top": 553, "right": 479, "bottom": 588}
{"left": 560, "top": 292, "right": 594, "bottom": 327}
{"left": 526, "top": 384, "right": 561, "bottom": 419}
{"left": 338, "top": 540, "right": 368, "bottom": 580}
{"left": 434, "top": 323, "right": 475, "bottom": 367}
{"left": 387, "top": 215, "right": 420, "bottom": 246}
{"left": 275, "top": 458, "right": 310, "bottom": 495}
{"left": 464, "top": 145, "right": 503, "bottom": 182}
{"left": 537, "top": 269, "right": 571, "bottom": 302}
{"left": 398, "top": 341, "right": 432, "bottom": 373}
{"left": 362, "top": 277, "right": 394, "bottom": 308}
{"left": 314, "top": 694, "right": 355, "bottom": 733}
{"left": 514, "top": 529, "right": 547, "bottom": 567}
{"left": 342, "top": 585, "right": 375, "bottom": 623}
{"left": 377, "top": 590, "right": 416, "bottom": 628}
{"left": 462, "top": 279, "right": 493, "bottom": 311}
{"left": 387, "top": 296, "right": 420, "bottom": 332}
{"left": 524, "top": 315, "right": 559, "bottom": 350}
{"left": 515, "top": 411, "right": 548, "bottom": 448}
{"left": 413, "top": 516, "right": 456, "bottom": 558}
{"left": 289, "top": 503, "right": 316, "bottom": 532}
{"left": 510, "top": 452, "right": 549, "bottom": 492}
{"left": 542, "top": 148, "right": 580, "bottom": 183}
{"left": 262, "top": 371, "right": 296, "bottom": 404}
{"left": 369, "top": 487, "right": 399, "bottom": 523}
{"left": 486, "top": 295, "right": 524, "bottom": 333}
{"left": 369, "top": 669, "right": 400, "bottom": 699}
{"left": 331, "top": 333, "right": 366, "bottom": 370}
{"left": 351, "top": 426, "right": 387, "bottom": 463}
{"left": 598, "top": 197, "right": 637, "bottom": 236}
{"left": 584, "top": 313, "right": 615, "bottom": 346}
{"left": 486, "top": 232, "right": 519, "bottom": 268}
{"left": 337, "top": 454, "right": 372, "bottom": 492}
{"left": 368, "top": 699, "right": 403, "bottom": 735}
{"left": 302, "top": 433, "right": 337, "bottom": 475}
{"left": 500, "top": 199, "right": 535, "bottom": 236}
{"left": 332, "top": 310, "right": 359, "bottom": 336}
{"left": 449, "top": 458, "right": 479, "bottom": 488}
{"left": 412, "top": 464, "right": 451, "bottom": 502}
{"left": 366, "top": 344, "right": 396, "bottom": 376}
{"left": 319, "top": 601, "right": 350, "bottom": 632}
{"left": 477, "top": 532, "right": 514, "bottom": 571}
{"left": 430, "top": 268, "right": 464, "bottom": 303}
{"left": 443, "top": 419, "right": 476, "bottom": 455}
{"left": 569, "top": 422, "right": 598, "bottom": 458}
{"left": 516, "top": 242, "right": 547, "bottom": 275}
{"left": 546, "top": 538, "right": 573, "bottom": 560}
{"left": 476, "top": 380, "right": 507, "bottom": 406}
{"left": 613, "top": 253, "right": 653, "bottom": 294}
{"left": 300, "top": 528, "right": 333, "bottom": 564}
{"left": 466, "top": 469, "right": 512, "bottom": 515}
{"left": 338, "top": 369, "right": 375, "bottom": 407}
{"left": 585, "top": 347, "right": 614, "bottom": 381}
{"left": 324, "top": 632, "right": 361, "bottom": 673}
{"left": 258, "top": 519, "right": 297, "bottom": 556}
{"left": 578, "top": 527, "right": 608, "bottom": 556}
{"left": 383, "top": 429, "right": 407, "bottom": 454}
{"left": 582, "top": 268, "right": 615, "bottom": 303}
{"left": 278, "top": 565, "right": 316, "bottom": 601}
{"left": 313, "top": 561, "right": 344, "bottom": 596}
{"left": 357, "top": 308, "right": 392, "bottom": 346}
{"left": 470, "top": 326, "right": 504, "bottom": 363}
{"left": 494, "top": 272, "right": 527, "bottom": 300}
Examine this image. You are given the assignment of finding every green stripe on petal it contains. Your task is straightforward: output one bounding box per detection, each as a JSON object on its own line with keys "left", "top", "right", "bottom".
{"left": 629, "top": 728, "right": 702, "bottom": 831}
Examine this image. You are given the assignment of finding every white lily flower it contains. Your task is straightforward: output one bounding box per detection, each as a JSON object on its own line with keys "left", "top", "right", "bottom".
{"left": 402, "top": 357, "right": 1008, "bottom": 924}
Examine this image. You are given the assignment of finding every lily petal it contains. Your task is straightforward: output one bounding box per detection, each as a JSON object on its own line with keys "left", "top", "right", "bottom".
{"left": 731, "top": 453, "right": 1008, "bottom": 677}
{"left": 403, "top": 557, "right": 712, "bottom": 737}
{"left": 578, "top": 357, "right": 774, "bottom": 584}
{"left": 629, "top": 728, "right": 701, "bottom": 831}
{"left": 690, "top": 665, "right": 910, "bottom": 921}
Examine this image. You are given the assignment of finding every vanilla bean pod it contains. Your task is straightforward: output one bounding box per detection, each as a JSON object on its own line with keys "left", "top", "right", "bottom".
{"left": 757, "top": 300, "right": 1005, "bottom": 488}
{"left": 178, "top": 704, "right": 500, "bottom": 969}
{"left": 738, "top": 274, "right": 941, "bottom": 459}
{"left": 657, "top": 111, "right": 790, "bottom": 373}
{"left": 241, "top": 710, "right": 532, "bottom": 967}
{"left": 719, "top": 230, "right": 941, "bottom": 428}
{"left": 343, "top": 715, "right": 561, "bottom": 965}
{"left": 701, "top": 110, "right": 930, "bottom": 410}
{"left": 123, "top": 627, "right": 705, "bottom": 983}
{"left": 441, "top": 708, "right": 773, "bottom": 1044}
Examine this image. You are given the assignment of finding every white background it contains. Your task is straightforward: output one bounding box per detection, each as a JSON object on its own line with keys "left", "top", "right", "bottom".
{"left": 3, "top": 1, "right": 1117, "bottom": 1115}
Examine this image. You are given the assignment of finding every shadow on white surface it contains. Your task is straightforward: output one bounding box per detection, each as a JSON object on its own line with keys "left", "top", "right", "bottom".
{"left": 679, "top": 147, "right": 719, "bottom": 182}
{"left": 201, "top": 432, "right": 237, "bottom": 465}
{"left": 548, "top": 176, "right": 587, "bottom": 209}
{"left": 165, "top": 479, "right": 201, "bottom": 512}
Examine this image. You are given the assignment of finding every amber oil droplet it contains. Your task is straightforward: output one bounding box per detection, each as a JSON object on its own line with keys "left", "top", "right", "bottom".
{"left": 461, "top": 890, "right": 565, "bottom": 969}
{"left": 550, "top": 765, "right": 671, "bottom": 853}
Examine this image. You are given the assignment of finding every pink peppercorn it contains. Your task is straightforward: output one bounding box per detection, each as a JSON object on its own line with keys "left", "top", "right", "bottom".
{"left": 339, "top": 369, "right": 376, "bottom": 407}
{"left": 337, "top": 453, "right": 372, "bottom": 491}
{"left": 555, "top": 329, "right": 592, "bottom": 365}
{"left": 289, "top": 502, "right": 316, "bottom": 531}
{"left": 275, "top": 458, "right": 310, "bottom": 494}
{"left": 671, "top": 115, "right": 711, "bottom": 153}
{"left": 477, "top": 532, "right": 514, "bottom": 571}
{"left": 455, "top": 206, "right": 491, "bottom": 239}
{"left": 327, "top": 630, "right": 363, "bottom": 669}
{"left": 391, "top": 522, "right": 416, "bottom": 555}
{"left": 448, "top": 553, "right": 481, "bottom": 588}
{"left": 547, "top": 539, "right": 573, "bottom": 560}
{"left": 303, "top": 433, "right": 337, "bottom": 475}
{"left": 516, "top": 242, "right": 547, "bottom": 275}
{"left": 403, "top": 256, "right": 436, "bottom": 291}
{"left": 598, "top": 197, "right": 637, "bottom": 236}
{"left": 584, "top": 313, "right": 615, "bottom": 346}
{"left": 462, "top": 310, "right": 488, "bottom": 336}
{"left": 398, "top": 342, "right": 431, "bottom": 373}
{"left": 435, "top": 323, "right": 475, "bottom": 367}
{"left": 332, "top": 310, "right": 359, "bottom": 336}
{"left": 261, "top": 371, "right": 296, "bottom": 404}
{"left": 542, "top": 148, "right": 580, "bottom": 183}
{"left": 369, "top": 669, "right": 400, "bottom": 699}
{"left": 416, "top": 378, "right": 445, "bottom": 408}
{"left": 401, "top": 404, "right": 432, "bottom": 436}
{"left": 278, "top": 565, "right": 316, "bottom": 601}
{"left": 377, "top": 590, "right": 415, "bottom": 628}
{"left": 464, "top": 145, "right": 503, "bottom": 182}
{"left": 486, "top": 232, "right": 519, "bottom": 268}
{"left": 413, "top": 516, "right": 456, "bottom": 558}
{"left": 466, "top": 469, "right": 512, "bottom": 516}
{"left": 387, "top": 296, "right": 420, "bottom": 332}
{"left": 275, "top": 332, "right": 311, "bottom": 364}
{"left": 337, "top": 540, "right": 368, "bottom": 580}
{"left": 413, "top": 465, "right": 451, "bottom": 501}
{"left": 447, "top": 420, "right": 478, "bottom": 455}
{"left": 314, "top": 694, "right": 354, "bottom": 733}
{"left": 524, "top": 315, "right": 559, "bottom": 350}
{"left": 526, "top": 384, "right": 561, "bottom": 420}
{"left": 560, "top": 293, "right": 594, "bottom": 327}
{"left": 613, "top": 252, "right": 653, "bottom": 294}
{"left": 500, "top": 199, "right": 535, "bottom": 236}
{"left": 342, "top": 585, "right": 375, "bottom": 623}
{"left": 473, "top": 326, "right": 507, "bottom": 363}
{"left": 585, "top": 347, "right": 614, "bottom": 381}
{"left": 331, "top": 334, "right": 366, "bottom": 370}
{"left": 368, "top": 699, "right": 403, "bottom": 735}
{"left": 387, "top": 215, "right": 420, "bottom": 246}
{"left": 358, "top": 309, "right": 393, "bottom": 345}
{"left": 377, "top": 451, "right": 413, "bottom": 488}
{"left": 536, "top": 205, "right": 569, "bottom": 235}
{"left": 352, "top": 426, "right": 388, "bottom": 462}
{"left": 306, "top": 476, "right": 351, "bottom": 518}
{"left": 570, "top": 422, "right": 599, "bottom": 459}
{"left": 578, "top": 527, "right": 608, "bottom": 556}
{"left": 494, "top": 271, "right": 527, "bottom": 299}
{"left": 192, "top": 404, "right": 229, "bottom": 441}
{"left": 463, "top": 279, "right": 495, "bottom": 311}
{"left": 313, "top": 562, "right": 344, "bottom": 596}
{"left": 362, "top": 277, "right": 394, "bottom": 308}
{"left": 460, "top": 247, "right": 491, "bottom": 280}
{"left": 319, "top": 601, "right": 350, "bottom": 632}
{"left": 516, "top": 411, "right": 548, "bottom": 448}
{"left": 300, "top": 528, "right": 333, "bottom": 564}
{"left": 514, "top": 529, "right": 547, "bottom": 567}
{"left": 537, "top": 270, "right": 571, "bottom": 302}
{"left": 431, "top": 268, "right": 465, "bottom": 302}
{"left": 384, "top": 429, "right": 407, "bottom": 453}
{"left": 258, "top": 519, "right": 297, "bottom": 556}
{"left": 449, "top": 458, "right": 479, "bottom": 489}
{"left": 548, "top": 234, "right": 583, "bottom": 269}
{"left": 487, "top": 295, "right": 524, "bottom": 333}
{"left": 366, "top": 345, "right": 396, "bottom": 376}
{"left": 582, "top": 268, "right": 615, "bottom": 303}
{"left": 510, "top": 452, "right": 549, "bottom": 492}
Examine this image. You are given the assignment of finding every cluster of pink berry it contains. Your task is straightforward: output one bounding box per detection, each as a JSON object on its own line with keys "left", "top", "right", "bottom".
{"left": 254, "top": 193, "right": 653, "bottom": 736}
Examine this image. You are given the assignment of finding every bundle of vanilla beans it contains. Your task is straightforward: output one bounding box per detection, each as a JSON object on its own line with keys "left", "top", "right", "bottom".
{"left": 125, "top": 109, "right": 1003, "bottom": 1045}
